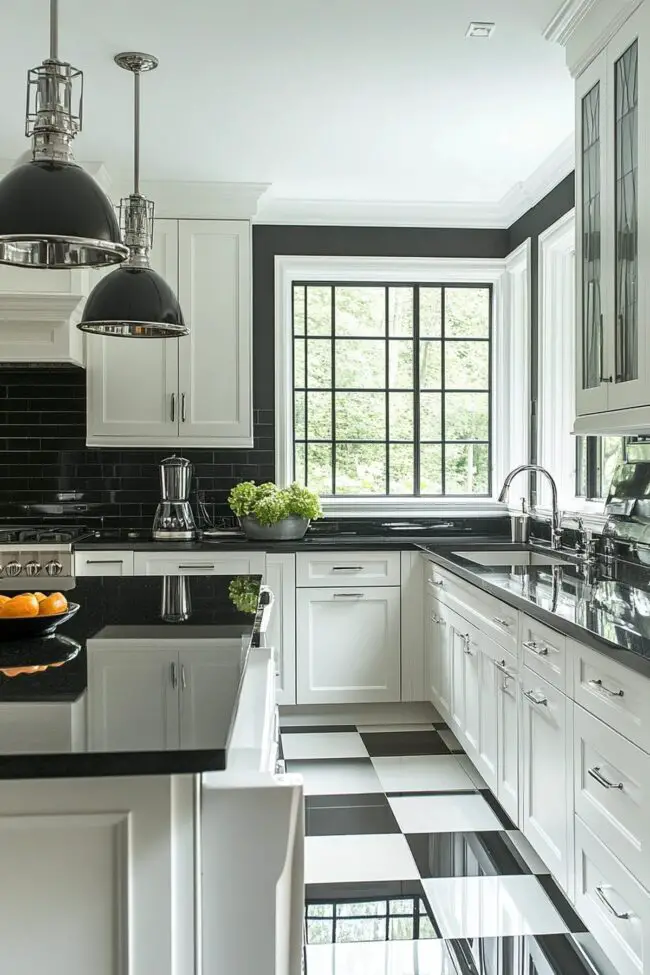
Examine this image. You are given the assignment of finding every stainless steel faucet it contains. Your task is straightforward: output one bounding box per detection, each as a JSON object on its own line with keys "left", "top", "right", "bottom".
{"left": 497, "top": 465, "right": 563, "bottom": 550}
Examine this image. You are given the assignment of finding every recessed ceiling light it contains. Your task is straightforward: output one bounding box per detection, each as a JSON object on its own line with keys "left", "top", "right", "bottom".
{"left": 466, "top": 21, "right": 496, "bottom": 38}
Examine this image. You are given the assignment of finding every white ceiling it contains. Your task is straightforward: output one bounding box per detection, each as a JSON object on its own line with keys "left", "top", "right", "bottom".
{"left": 0, "top": 0, "right": 574, "bottom": 211}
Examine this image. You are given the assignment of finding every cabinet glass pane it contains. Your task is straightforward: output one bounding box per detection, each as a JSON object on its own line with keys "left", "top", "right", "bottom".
{"left": 615, "top": 40, "right": 639, "bottom": 384}
{"left": 581, "top": 82, "right": 602, "bottom": 390}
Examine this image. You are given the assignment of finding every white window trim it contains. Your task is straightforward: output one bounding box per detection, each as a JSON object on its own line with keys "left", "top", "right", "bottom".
{"left": 274, "top": 254, "right": 530, "bottom": 517}
{"left": 536, "top": 208, "right": 606, "bottom": 530}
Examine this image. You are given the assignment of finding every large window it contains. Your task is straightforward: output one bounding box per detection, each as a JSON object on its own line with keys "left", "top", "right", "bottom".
{"left": 292, "top": 282, "right": 492, "bottom": 498}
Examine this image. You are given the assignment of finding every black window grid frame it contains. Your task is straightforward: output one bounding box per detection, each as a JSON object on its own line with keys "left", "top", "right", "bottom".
{"left": 291, "top": 281, "right": 493, "bottom": 499}
{"left": 304, "top": 894, "right": 437, "bottom": 943}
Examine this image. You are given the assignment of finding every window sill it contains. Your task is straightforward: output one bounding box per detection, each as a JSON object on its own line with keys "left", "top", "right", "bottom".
{"left": 320, "top": 497, "right": 506, "bottom": 519}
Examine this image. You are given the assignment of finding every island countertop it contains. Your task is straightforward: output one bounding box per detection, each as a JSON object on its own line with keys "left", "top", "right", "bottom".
{"left": 0, "top": 573, "right": 263, "bottom": 779}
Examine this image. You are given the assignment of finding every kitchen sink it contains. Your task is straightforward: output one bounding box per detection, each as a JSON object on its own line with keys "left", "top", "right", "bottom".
{"left": 453, "top": 550, "right": 568, "bottom": 567}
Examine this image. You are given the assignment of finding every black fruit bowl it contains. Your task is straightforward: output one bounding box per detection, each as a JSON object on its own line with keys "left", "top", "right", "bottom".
{"left": 0, "top": 603, "right": 80, "bottom": 641}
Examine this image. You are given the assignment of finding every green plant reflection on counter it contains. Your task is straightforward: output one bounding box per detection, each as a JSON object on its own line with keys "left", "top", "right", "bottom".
{"left": 228, "top": 577, "right": 261, "bottom": 615}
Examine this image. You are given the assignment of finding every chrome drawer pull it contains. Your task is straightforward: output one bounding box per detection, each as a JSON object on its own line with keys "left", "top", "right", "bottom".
{"left": 524, "top": 689, "right": 548, "bottom": 707}
{"left": 333, "top": 592, "right": 364, "bottom": 598}
{"left": 493, "top": 616, "right": 511, "bottom": 627}
{"left": 595, "top": 885, "right": 631, "bottom": 920}
{"left": 524, "top": 640, "right": 549, "bottom": 656}
{"left": 178, "top": 564, "right": 215, "bottom": 570}
{"left": 494, "top": 659, "right": 511, "bottom": 677}
{"left": 431, "top": 579, "right": 444, "bottom": 587}
{"left": 588, "top": 766, "right": 624, "bottom": 791}
{"left": 463, "top": 634, "right": 473, "bottom": 655}
{"left": 85, "top": 559, "right": 124, "bottom": 565}
{"left": 589, "top": 678, "right": 624, "bottom": 698}
{"left": 331, "top": 565, "right": 363, "bottom": 572}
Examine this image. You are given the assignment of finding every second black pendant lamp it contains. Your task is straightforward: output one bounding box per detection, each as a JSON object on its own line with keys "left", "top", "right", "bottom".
{"left": 78, "top": 52, "right": 188, "bottom": 339}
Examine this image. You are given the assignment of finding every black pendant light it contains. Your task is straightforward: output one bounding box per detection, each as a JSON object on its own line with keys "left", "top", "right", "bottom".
{"left": 0, "top": 0, "right": 128, "bottom": 269}
{"left": 78, "top": 52, "right": 187, "bottom": 339}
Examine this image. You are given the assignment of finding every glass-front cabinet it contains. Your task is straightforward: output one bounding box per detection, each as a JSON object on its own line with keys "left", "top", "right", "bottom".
{"left": 575, "top": 6, "right": 648, "bottom": 427}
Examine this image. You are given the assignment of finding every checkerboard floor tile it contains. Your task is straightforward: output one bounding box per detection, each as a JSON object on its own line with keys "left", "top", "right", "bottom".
{"left": 285, "top": 719, "right": 609, "bottom": 975}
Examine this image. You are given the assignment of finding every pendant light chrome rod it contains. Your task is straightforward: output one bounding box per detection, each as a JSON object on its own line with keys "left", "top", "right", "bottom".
{"left": 133, "top": 69, "right": 140, "bottom": 195}
{"left": 49, "top": 0, "right": 59, "bottom": 60}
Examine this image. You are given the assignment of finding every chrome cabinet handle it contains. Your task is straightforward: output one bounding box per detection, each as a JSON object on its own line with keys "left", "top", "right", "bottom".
{"left": 431, "top": 614, "right": 445, "bottom": 626}
{"left": 589, "top": 678, "right": 624, "bottom": 698}
{"left": 85, "top": 559, "right": 124, "bottom": 565}
{"left": 524, "top": 689, "right": 548, "bottom": 707}
{"left": 333, "top": 592, "right": 365, "bottom": 599}
{"left": 588, "top": 766, "right": 624, "bottom": 791}
{"left": 494, "top": 659, "right": 512, "bottom": 677}
{"left": 331, "top": 565, "right": 363, "bottom": 572}
{"left": 178, "top": 564, "right": 215, "bottom": 570}
{"left": 523, "top": 640, "right": 549, "bottom": 656}
{"left": 180, "top": 664, "right": 187, "bottom": 690}
{"left": 595, "top": 885, "right": 631, "bottom": 920}
{"left": 171, "top": 392, "right": 176, "bottom": 422}
{"left": 431, "top": 579, "right": 444, "bottom": 587}
{"left": 170, "top": 661, "right": 178, "bottom": 689}
{"left": 493, "top": 616, "right": 511, "bottom": 627}
{"left": 181, "top": 392, "right": 187, "bottom": 422}
{"left": 462, "top": 634, "right": 473, "bottom": 655}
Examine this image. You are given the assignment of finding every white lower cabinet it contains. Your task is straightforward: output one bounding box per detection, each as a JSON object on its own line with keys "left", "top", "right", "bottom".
{"left": 133, "top": 550, "right": 265, "bottom": 576}
{"left": 296, "top": 586, "right": 400, "bottom": 704}
{"left": 521, "top": 666, "right": 573, "bottom": 893}
{"left": 575, "top": 817, "right": 650, "bottom": 975}
{"left": 266, "top": 553, "right": 296, "bottom": 706}
{"left": 425, "top": 586, "right": 453, "bottom": 715}
{"left": 74, "top": 550, "right": 135, "bottom": 576}
{"left": 495, "top": 646, "right": 519, "bottom": 824}
{"left": 475, "top": 635, "right": 501, "bottom": 797}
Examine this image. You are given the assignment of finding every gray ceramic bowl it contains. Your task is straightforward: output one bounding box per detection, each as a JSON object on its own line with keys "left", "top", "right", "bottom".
{"left": 239, "top": 515, "right": 309, "bottom": 541}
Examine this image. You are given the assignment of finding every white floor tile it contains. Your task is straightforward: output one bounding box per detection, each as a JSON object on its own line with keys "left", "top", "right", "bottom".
{"left": 305, "top": 833, "right": 420, "bottom": 884}
{"left": 506, "top": 830, "right": 551, "bottom": 874}
{"left": 372, "top": 755, "right": 475, "bottom": 793}
{"left": 422, "top": 875, "right": 569, "bottom": 938}
{"left": 304, "top": 941, "right": 446, "bottom": 975}
{"left": 389, "top": 792, "right": 502, "bottom": 833}
{"left": 357, "top": 723, "right": 435, "bottom": 734}
{"left": 280, "top": 703, "right": 440, "bottom": 727}
{"left": 281, "top": 731, "right": 368, "bottom": 760}
{"left": 455, "top": 754, "right": 489, "bottom": 790}
{"left": 437, "top": 729, "right": 463, "bottom": 752}
{"left": 285, "top": 759, "right": 383, "bottom": 796}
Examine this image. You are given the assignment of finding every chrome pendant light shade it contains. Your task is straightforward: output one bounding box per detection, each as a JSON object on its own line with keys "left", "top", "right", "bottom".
{"left": 78, "top": 52, "right": 187, "bottom": 339}
{"left": 0, "top": 0, "right": 128, "bottom": 269}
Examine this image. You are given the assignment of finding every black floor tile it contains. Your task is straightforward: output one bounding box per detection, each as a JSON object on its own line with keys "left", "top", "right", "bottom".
{"left": 479, "top": 789, "right": 517, "bottom": 830}
{"left": 537, "top": 875, "right": 589, "bottom": 934}
{"left": 305, "top": 878, "right": 426, "bottom": 902}
{"left": 386, "top": 790, "right": 477, "bottom": 798}
{"left": 361, "top": 730, "right": 451, "bottom": 757}
{"left": 447, "top": 934, "right": 605, "bottom": 975}
{"left": 281, "top": 724, "right": 358, "bottom": 734}
{"left": 305, "top": 793, "right": 400, "bottom": 836}
{"left": 406, "top": 831, "right": 527, "bottom": 879}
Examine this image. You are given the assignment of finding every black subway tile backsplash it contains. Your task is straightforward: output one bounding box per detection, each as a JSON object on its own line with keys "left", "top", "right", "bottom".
{"left": 0, "top": 365, "right": 275, "bottom": 530}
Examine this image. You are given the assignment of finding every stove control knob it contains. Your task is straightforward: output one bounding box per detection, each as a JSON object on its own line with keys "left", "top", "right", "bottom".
{"left": 24, "top": 561, "right": 41, "bottom": 577}
{"left": 4, "top": 561, "right": 22, "bottom": 577}
{"left": 45, "top": 560, "right": 63, "bottom": 577}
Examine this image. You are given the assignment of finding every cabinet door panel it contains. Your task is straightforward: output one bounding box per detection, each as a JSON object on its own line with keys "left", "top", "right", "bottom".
{"left": 179, "top": 644, "right": 245, "bottom": 750}
{"left": 86, "top": 220, "right": 179, "bottom": 443}
{"left": 521, "top": 667, "right": 573, "bottom": 891}
{"left": 177, "top": 220, "right": 252, "bottom": 445}
{"left": 476, "top": 641, "right": 499, "bottom": 794}
{"left": 265, "top": 553, "right": 296, "bottom": 706}
{"left": 87, "top": 646, "right": 179, "bottom": 751}
{"left": 463, "top": 631, "right": 481, "bottom": 763}
{"left": 296, "top": 587, "right": 400, "bottom": 704}
{"left": 497, "top": 651, "right": 520, "bottom": 825}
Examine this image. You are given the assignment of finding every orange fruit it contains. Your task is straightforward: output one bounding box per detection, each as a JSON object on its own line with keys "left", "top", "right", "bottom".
{"left": 0, "top": 594, "right": 40, "bottom": 618}
{"left": 38, "top": 592, "right": 68, "bottom": 617}
{"left": 0, "top": 595, "right": 10, "bottom": 605}
{"left": 32, "top": 592, "right": 46, "bottom": 603}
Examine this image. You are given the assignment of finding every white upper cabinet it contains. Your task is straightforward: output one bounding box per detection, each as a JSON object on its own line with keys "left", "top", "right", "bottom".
{"left": 86, "top": 218, "right": 252, "bottom": 447}
{"left": 574, "top": 5, "right": 650, "bottom": 432}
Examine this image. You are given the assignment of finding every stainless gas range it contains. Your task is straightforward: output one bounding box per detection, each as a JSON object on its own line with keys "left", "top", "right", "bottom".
{"left": 0, "top": 526, "right": 91, "bottom": 591}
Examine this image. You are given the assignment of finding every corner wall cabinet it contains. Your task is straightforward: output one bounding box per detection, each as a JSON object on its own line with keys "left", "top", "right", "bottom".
{"left": 86, "top": 218, "right": 253, "bottom": 447}
{"left": 574, "top": 4, "right": 650, "bottom": 432}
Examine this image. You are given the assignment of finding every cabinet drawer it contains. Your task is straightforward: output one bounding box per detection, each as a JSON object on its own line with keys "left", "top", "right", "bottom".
{"left": 575, "top": 705, "right": 650, "bottom": 889}
{"left": 133, "top": 551, "right": 265, "bottom": 576}
{"left": 74, "top": 550, "right": 134, "bottom": 576}
{"left": 296, "top": 552, "right": 400, "bottom": 587}
{"left": 521, "top": 616, "right": 566, "bottom": 691}
{"left": 572, "top": 641, "right": 650, "bottom": 753}
{"left": 575, "top": 818, "right": 650, "bottom": 975}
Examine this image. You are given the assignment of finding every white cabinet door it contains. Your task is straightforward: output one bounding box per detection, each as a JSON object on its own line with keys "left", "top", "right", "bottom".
{"left": 521, "top": 667, "right": 573, "bottom": 892}
{"left": 462, "top": 628, "right": 481, "bottom": 764}
{"left": 424, "top": 584, "right": 453, "bottom": 718}
{"left": 74, "top": 550, "right": 135, "bottom": 576}
{"left": 265, "top": 553, "right": 296, "bottom": 706}
{"left": 475, "top": 636, "right": 500, "bottom": 795}
{"left": 497, "top": 648, "right": 520, "bottom": 825}
{"left": 87, "top": 646, "right": 180, "bottom": 751}
{"left": 177, "top": 220, "right": 252, "bottom": 446}
{"left": 85, "top": 219, "right": 180, "bottom": 445}
{"left": 179, "top": 643, "right": 245, "bottom": 750}
{"left": 133, "top": 550, "right": 265, "bottom": 576}
{"left": 296, "top": 587, "right": 400, "bottom": 704}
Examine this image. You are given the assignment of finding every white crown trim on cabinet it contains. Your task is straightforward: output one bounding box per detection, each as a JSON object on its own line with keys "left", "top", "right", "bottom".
{"left": 544, "top": 0, "right": 600, "bottom": 44}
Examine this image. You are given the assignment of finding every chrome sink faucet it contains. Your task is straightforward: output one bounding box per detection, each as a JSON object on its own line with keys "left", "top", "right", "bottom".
{"left": 498, "top": 465, "right": 563, "bottom": 550}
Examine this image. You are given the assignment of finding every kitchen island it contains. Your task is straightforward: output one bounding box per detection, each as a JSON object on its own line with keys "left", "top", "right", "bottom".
{"left": 0, "top": 573, "right": 303, "bottom": 975}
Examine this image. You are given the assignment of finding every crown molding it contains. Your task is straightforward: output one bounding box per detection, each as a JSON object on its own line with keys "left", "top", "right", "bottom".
{"left": 112, "top": 178, "right": 270, "bottom": 220}
{"left": 0, "top": 292, "right": 84, "bottom": 321}
{"left": 564, "top": 0, "right": 643, "bottom": 76}
{"left": 544, "top": 0, "right": 599, "bottom": 43}
{"left": 499, "top": 134, "right": 574, "bottom": 226}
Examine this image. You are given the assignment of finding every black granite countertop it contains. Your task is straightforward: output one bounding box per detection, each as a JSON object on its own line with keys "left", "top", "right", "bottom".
{"left": 420, "top": 542, "right": 650, "bottom": 678}
{"left": 0, "top": 573, "right": 263, "bottom": 779}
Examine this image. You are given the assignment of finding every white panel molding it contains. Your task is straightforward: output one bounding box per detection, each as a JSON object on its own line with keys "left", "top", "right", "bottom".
{"left": 499, "top": 239, "right": 532, "bottom": 489}
{"left": 558, "top": 0, "right": 643, "bottom": 76}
